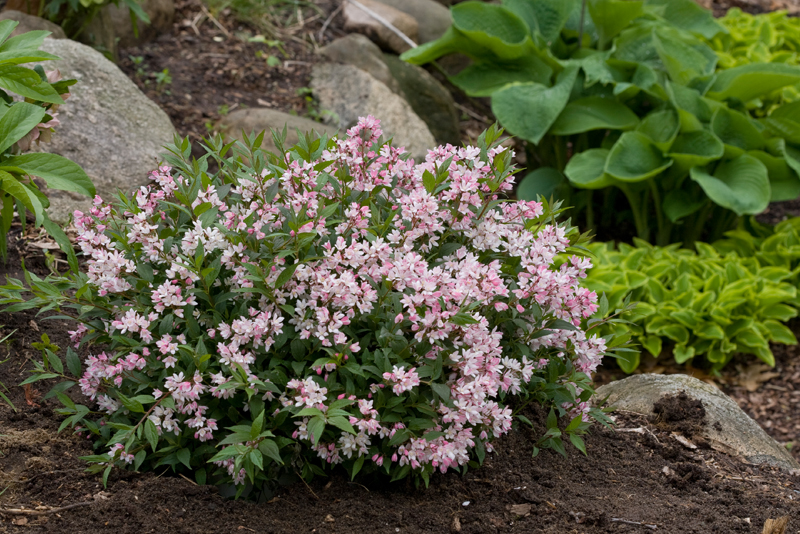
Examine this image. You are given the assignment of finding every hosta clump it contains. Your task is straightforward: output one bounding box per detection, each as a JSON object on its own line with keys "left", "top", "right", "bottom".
{"left": 5, "top": 118, "right": 612, "bottom": 492}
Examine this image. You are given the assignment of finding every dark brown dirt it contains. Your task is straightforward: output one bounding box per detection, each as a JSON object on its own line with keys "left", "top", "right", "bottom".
{"left": 652, "top": 392, "right": 707, "bottom": 439}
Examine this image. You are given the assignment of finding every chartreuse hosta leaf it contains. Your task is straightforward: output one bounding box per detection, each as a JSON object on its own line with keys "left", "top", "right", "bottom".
{"left": 604, "top": 131, "right": 673, "bottom": 182}
{"left": 689, "top": 154, "right": 770, "bottom": 215}
{"left": 707, "top": 62, "right": 800, "bottom": 103}
{"left": 584, "top": 226, "right": 800, "bottom": 371}
{"left": 492, "top": 66, "right": 578, "bottom": 145}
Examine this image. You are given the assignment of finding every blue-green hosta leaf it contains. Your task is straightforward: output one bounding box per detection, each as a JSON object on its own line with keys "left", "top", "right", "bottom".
{"left": 400, "top": 27, "right": 471, "bottom": 64}
{"left": 667, "top": 130, "right": 724, "bottom": 169}
{"left": 662, "top": 187, "right": 706, "bottom": 223}
{"left": 747, "top": 149, "right": 800, "bottom": 202}
{"left": 516, "top": 167, "right": 569, "bottom": 201}
{"left": 0, "top": 153, "right": 95, "bottom": 198}
{"left": 645, "top": 0, "right": 725, "bottom": 40}
{"left": 768, "top": 139, "right": 800, "bottom": 192}
{"left": 636, "top": 109, "right": 679, "bottom": 152}
{"left": 550, "top": 96, "right": 639, "bottom": 135}
{"left": 452, "top": 1, "right": 532, "bottom": 60}
{"left": 450, "top": 55, "right": 552, "bottom": 97}
{"left": 613, "top": 21, "right": 661, "bottom": 70}
{"left": 711, "top": 107, "right": 765, "bottom": 156}
{"left": 503, "top": 0, "right": 578, "bottom": 43}
{"left": 667, "top": 82, "right": 715, "bottom": 132}
{"left": 689, "top": 154, "right": 770, "bottom": 215}
{"left": 652, "top": 29, "right": 717, "bottom": 85}
{"left": 0, "top": 101, "right": 46, "bottom": 154}
{"left": 707, "top": 63, "right": 800, "bottom": 104}
{"left": 587, "top": 0, "right": 644, "bottom": 49}
{"left": 565, "top": 148, "right": 613, "bottom": 189}
{"left": 605, "top": 131, "right": 673, "bottom": 182}
{"left": 491, "top": 66, "right": 579, "bottom": 145}
{"left": 563, "top": 50, "right": 624, "bottom": 87}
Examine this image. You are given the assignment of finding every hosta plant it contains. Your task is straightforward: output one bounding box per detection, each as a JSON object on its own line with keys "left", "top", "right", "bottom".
{"left": 0, "top": 119, "right": 624, "bottom": 493}
{"left": 402, "top": 0, "right": 800, "bottom": 246}
{"left": 705, "top": 8, "right": 800, "bottom": 115}
{"left": 584, "top": 222, "right": 800, "bottom": 372}
{"left": 0, "top": 21, "right": 94, "bottom": 268}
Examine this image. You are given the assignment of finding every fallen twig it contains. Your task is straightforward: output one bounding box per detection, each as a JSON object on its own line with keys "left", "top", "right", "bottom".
{"left": 611, "top": 517, "right": 658, "bottom": 530}
{"left": 318, "top": 4, "right": 343, "bottom": 42}
{"left": 199, "top": 4, "right": 232, "bottom": 39}
{"left": 345, "top": 0, "right": 417, "bottom": 49}
{"left": 0, "top": 501, "right": 93, "bottom": 516}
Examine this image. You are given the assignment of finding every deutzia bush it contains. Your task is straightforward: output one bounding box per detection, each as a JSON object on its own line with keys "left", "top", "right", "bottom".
{"left": 4, "top": 118, "right": 619, "bottom": 492}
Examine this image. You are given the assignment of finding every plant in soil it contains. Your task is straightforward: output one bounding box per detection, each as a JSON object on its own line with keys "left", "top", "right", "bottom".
{"left": 0, "top": 118, "right": 633, "bottom": 495}
{"left": 584, "top": 217, "right": 800, "bottom": 372}
{"left": 403, "top": 0, "right": 800, "bottom": 246}
{"left": 0, "top": 21, "right": 94, "bottom": 269}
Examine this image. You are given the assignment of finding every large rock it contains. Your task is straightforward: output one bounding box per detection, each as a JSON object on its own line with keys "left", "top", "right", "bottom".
{"left": 596, "top": 374, "right": 800, "bottom": 471}
{"left": 382, "top": 54, "right": 459, "bottom": 146}
{"left": 320, "top": 34, "right": 401, "bottom": 95}
{"left": 373, "top": 0, "right": 451, "bottom": 44}
{"left": 36, "top": 38, "right": 176, "bottom": 223}
{"left": 82, "top": 0, "right": 175, "bottom": 57}
{"left": 311, "top": 63, "right": 436, "bottom": 161}
{"left": 342, "top": 0, "right": 418, "bottom": 54}
{"left": 217, "top": 108, "right": 338, "bottom": 155}
{"left": 0, "top": 10, "right": 66, "bottom": 39}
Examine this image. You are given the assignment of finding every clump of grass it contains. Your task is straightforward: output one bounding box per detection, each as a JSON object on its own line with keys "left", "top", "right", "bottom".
{"left": 204, "top": 0, "right": 323, "bottom": 40}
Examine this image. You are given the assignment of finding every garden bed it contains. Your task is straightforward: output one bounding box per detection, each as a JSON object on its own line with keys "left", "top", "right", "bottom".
{"left": 0, "top": 239, "right": 798, "bottom": 532}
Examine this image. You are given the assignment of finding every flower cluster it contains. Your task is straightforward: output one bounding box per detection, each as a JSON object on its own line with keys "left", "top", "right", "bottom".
{"left": 15, "top": 118, "right": 613, "bottom": 490}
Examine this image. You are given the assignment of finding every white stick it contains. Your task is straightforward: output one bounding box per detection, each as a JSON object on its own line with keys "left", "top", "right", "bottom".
{"left": 346, "top": 0, "right": 418, "bottom": 49}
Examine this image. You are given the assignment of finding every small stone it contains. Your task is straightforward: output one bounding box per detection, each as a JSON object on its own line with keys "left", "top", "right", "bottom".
{"left": 372, "top": 0, "right": 451, "bottom": 44}
{"left": 343, "top": 0, "right": 419, "bottom": 53}
{"left": 320, "top": 34, "right": 401, "bottom": 94}
{"left": 34, "top": 39, "right": 176, "bottom": 224}
{"left": 324, "top": 514, "right": 335, "bottom": 523}
{"left": 311, "top": 63, "right": 436, "bottom": 161}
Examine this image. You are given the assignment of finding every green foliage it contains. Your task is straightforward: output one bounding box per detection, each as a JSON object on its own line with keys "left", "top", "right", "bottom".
{"left": 41, "top": 0, "right": 149, "bottom": 40}
{"left": 0, "top": 21, "right": 94, "bottom": 268}
{"left": 403, "top": 0, "right": 800, "bottom": 246}
{"left": 706, "top": 8, "right": 800, "bottom": 115}
{"left": 584, "top": 218, "right": 800, "bottom": 372}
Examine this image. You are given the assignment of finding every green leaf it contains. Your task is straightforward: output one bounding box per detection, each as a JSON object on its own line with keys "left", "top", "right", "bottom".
{"left": 450, "top": 56, "right": 553, "bottom": 97}
{"left": 588, "top": 0, "right": 644, "bottom": 49}
{"left": 711, "top": 107, "right": 764, "bottom": 155}
{"left": 307, "top": 415, "right": 325, "bottom": 446}
{"left": 707, "top": 63, "right": 800, "bottom": 104}
{"left": 662, "top": 187, "right": 706, "bottom": 223}
{"left": 0, "top": 20, "right": 17, "bottom": 45}
{"left": 430, "top": 382, "right": 451, "bottom": 402}
{"left": 177, "top": 448, "right": 192, "bottom": 469}
{"left": 0, "top": 153, "right": 94, "bottom": 197}
{"left": 328, "top": 415, "right": 356, "bottom": 435}
{"left": 350, "top": 455, "right": 365, "bottom": 480}
{"left": 652, "top": 29, "right": 716, "bottom": 86}
{"left": 0, "top": 170, "right": 44, "bottom": 225}
{"left": 673, "top": 344, "right": 695, "bottom": 364}
{"left": 605, "top": 131, "right": 673, "bottom": 182}
{"left": 748, "top": 149, "right": 800, "bottom": 202}
{"left": 0, "top": 102, "right": 45, "bottom": 153}
{"left": 66, "top": 347, "right": 81, "bottom": 376}
{"left": 647, "top": 0, "right": 724, "bottom": 39}
{"left": 258, "top": 439, "right": 284, "bottom": 465}
{"left": 636, "top": 109, "right": 679, "bottom": 152}
{"left": 550, "top": 96, "right": 639, "bottom": 136}
{"left": 491, "top": 66, "right": 579, "bottom": 145}
{"left": 452, "top": 1, "right": 533, "bottom": 59}
{"left": 569, "top": 433, "right": 587, "bottom": 455}
{"left": 762, "top": 319, "right": 797, "bottom": 345}
{"left": 504, "top": 0, "right": 577, "bottom": 43}
{"left": 118, "top": 393, "right": 144, "bottom": 413}
{"left": 689, "top": 154, "right": 770, "bottom": 215}
{"left": 0, "top": 65, "right": 62, "bottom": 103}
{"left": 641, "top": 334, "right": 662, "bottom": 357}
{"left": 145, "top": 419, "right": 158, "bottom": 452}
{"left": 516, "top": 166, "right": 569, "bottom": 200}
{"left": 275, "top": 263, "right": 298, "bottom": 288}
{"left": 667, "top": 130, "right": 724, "bottom": 169}
{"left": 564, "top": 148, "right": 613, "bottom": 189}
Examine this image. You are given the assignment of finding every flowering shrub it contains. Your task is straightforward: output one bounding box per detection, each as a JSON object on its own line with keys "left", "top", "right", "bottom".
{"left": 3, "top": 119, "right": 621, "bottom": 493}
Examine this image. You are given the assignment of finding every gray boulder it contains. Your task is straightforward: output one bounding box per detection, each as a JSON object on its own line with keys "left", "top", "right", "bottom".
{"left": 342, "top": 0, "right": 418, "bottom": 53}
{"left": 596, "top": 374, "right": 800, "bottom": 470}
{"left": 36, "top": 38, "right": 176, "bottom": 223}
{"left": 373, "top": 0, "right": 451, "bottom": 44}
{"left": 310, "top": 63, "right": 436, "bottom": 161}
{"left": 0, "top": 10, "right": 66, "bottom": 39}
{"left": 320, "top": 34, "right": 401, "bottom": 95}
{"left": 217, "top": 108, "right": 338, "bottom": 155}
{"left": 382, "top": 54, "right": 459, "bottom": 146}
